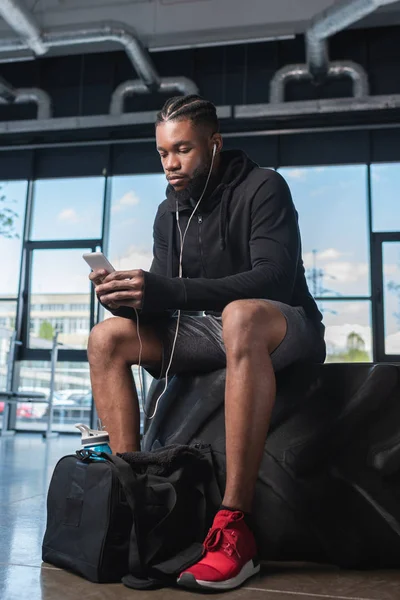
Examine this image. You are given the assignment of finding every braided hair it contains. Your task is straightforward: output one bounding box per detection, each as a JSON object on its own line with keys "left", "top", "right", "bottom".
{"left": 155, "top": 95, "right": 219, "bottom": 133}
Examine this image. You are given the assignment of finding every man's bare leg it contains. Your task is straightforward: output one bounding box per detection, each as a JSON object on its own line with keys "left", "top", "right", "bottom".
{"left": 87, "top": 316, "right": 163, "bottom": 453}
{"left": 221, "top": 300, "right": 287, "bottom": 513}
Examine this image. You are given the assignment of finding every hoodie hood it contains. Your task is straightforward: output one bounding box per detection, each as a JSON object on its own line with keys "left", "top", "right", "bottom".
{"left": 165, "top": 149, "right": 258, "bottom": 250}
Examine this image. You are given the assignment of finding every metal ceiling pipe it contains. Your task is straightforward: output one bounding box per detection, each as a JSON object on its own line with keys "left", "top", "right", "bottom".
{"left": 235, "top": 93, "right": 400, "bottom": 119}
{"left": 0, "top": 74, "right": 17, "bottom": 102}
{"left": 0, "top": 86, "right": 51, "bottom": 118}
{"left": 270, "top": 64, "right": 310, "bottom": 104}
{"left": 0, "top": 0, "right": 46, "bottom": 55}
{"left": 110, "top": 76, "right": 199, "bottom": 115}
{"left": 306, "top": 0, "right": 398, "bottom": 79}
{"left": 45, "top": 23, "right": 160, "bottom": 91}
{"left": 328, "top": 61, "right": 369, "bottom": 96}
{"left": 14, "top": 88, "right": 52, "bottom": 119}
{"left": 0, "top": 21, "right": 160, "bottom": 90}
{"left": 270, "top": 60, "right": 369, "bottom": 104}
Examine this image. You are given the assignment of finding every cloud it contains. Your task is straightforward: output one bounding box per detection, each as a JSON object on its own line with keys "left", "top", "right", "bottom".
{"left": 284, "top": 168, "right": 307, "bottom": 181}
{"left": 304, "top": 247, "right": 399, "bottom": 288}
{"left": 58, "top": 208, "right": 79, "bottom": 223}
{"left": 303, "top": 248, "right": 371, "bottom": 285}
{"left": 318, "top": 248, "right": 344, "bottom": 261}
{"left": 112, "top": 191, "right": 140, "bottom": 214}
{"left": 324, "top": 261, "right": 369, "bottom": 284}
{"left": 371, "top": 164, "right": 392, "bottom": 184}
{"left": 113, "top": 217, "right": 137, "bottom": 230}
{"left": 309, "top": 185, "right": 332, "bottom": 198}
{"left": 371, "top": 171, "right": 381, "bottom": 183}
{"left": 110, "top": 245, "right": 153, "bottom": 272}
{"left": 303, "top": 248, "right": 345, "bottom": 266}
{"left": 340, "top": 303, "right": 366, "bottom": 315}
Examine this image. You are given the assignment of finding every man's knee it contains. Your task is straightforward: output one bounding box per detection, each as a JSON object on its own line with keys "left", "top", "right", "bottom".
{"left": 222, "top": 299, "right": 267, "bottom": 338}
{"left": 222, "top": 300, "right": 286, "bottom": 355}
{"left": 87, "top": 317, "right": 137, "bottom": 366}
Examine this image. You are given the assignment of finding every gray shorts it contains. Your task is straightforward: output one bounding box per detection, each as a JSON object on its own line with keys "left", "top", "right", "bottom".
{"left": 145, "top": 300, "right": 325, "bottom": 380}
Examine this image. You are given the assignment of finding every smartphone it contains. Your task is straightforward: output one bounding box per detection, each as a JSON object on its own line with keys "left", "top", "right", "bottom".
{"left": 82, "top": 252, "right": 115, "bottom": 273}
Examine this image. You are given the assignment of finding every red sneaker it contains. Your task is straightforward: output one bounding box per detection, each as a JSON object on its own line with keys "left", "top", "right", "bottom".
{"left": 177, "top": 509, "right": 260, "bottom": 591}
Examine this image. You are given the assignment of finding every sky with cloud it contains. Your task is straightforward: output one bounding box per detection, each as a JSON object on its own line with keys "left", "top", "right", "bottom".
{"left": 279, "top": 165, "right": 371, "bottom": 297}
{"left": 280, "top": 164, "right": 400, "bottom": 355}
{"left": 0, "top": 161, "right": 398, "bottom": 358}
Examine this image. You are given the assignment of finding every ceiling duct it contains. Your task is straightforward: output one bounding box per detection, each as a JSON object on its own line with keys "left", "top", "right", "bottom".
{"left": 0, "top": 0, "right": 46, "bottom": 55}
{"left": 110, "top": 77, "right": 199, "bottom": 115}
{"left": 0, "top": 74, "right": 17, "bottom": 102}
{"left": 270, "top": 60, "right": 369, "bottom": 104}
{"left": 0, "top": 20, "right": 160, "bottom": 90}
{"left": 0, "top": 86, "right": 52, "bottom": 119}
{"left": 264, "top": 0, "right": 391, "bottom": 115}
{"left": 14, "top": 88, "right": 52, "bottom": 119}
{"left": 306, "top": 0, "right": 399, "bottom": 79}
{"left": 46, "top": 24, "right": 160, "bottom": 91}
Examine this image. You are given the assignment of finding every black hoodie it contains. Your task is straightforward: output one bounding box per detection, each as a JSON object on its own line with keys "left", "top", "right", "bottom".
{"left": 127, "top": 150, "right": 323, "bottom": 333}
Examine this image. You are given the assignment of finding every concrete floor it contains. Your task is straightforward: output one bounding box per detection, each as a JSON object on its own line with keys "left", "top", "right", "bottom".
{"left": 2, "top": 434, "right": 400, "bottom": 600}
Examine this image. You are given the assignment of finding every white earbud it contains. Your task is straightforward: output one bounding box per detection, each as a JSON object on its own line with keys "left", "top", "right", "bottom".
{"left": 212, "top": 143, "right": 217, "bottom": 157}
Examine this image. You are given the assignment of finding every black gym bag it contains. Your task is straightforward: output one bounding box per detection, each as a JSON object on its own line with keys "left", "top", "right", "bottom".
{"left": 42, "top": 444, "right": 221, "bottom": 588}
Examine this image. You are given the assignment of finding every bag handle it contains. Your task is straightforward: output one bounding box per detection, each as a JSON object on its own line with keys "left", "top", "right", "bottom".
{"left": 95, "top": 452, "right": 144, "bottom": 576}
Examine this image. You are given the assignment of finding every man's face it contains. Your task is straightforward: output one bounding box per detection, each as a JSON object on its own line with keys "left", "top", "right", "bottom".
{"left": 156, "top": 119, "right": 214, "bottom": 199}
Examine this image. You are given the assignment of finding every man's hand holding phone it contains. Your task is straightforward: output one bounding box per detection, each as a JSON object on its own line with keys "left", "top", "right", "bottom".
{"left": 87, "top": 269, "right": 117, "bottom": 310}
{"left": 95, "top": 270, "right": 145, "bottom": 310}
{"left": 84, "top": 252, "right": 145, "bottom": 310}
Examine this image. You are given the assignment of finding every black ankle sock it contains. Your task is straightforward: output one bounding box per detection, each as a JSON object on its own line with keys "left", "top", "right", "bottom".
{"left": 220, "top": 504, "right": 253, "bottom": 530}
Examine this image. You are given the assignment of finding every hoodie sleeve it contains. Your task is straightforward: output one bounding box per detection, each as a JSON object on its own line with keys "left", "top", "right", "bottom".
{"left": 141, "top": 172, "right": 300, "bottom": 313}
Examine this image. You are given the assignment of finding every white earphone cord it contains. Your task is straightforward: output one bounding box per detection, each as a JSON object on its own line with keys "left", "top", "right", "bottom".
{"left": 137, "top": 144, "right": 217, "bottom": 420}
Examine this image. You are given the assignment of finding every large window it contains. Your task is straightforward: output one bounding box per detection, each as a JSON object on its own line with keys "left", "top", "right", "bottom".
{"left": 16, "top": 360, "right": 91, "bottom": 433}
{"left": 2, "top": 156, "right": 400, "bottom": 432}
{"left": 0, "top": 180, "right": 27, "bottom": 294}
{"left": 279, "top": 166, "right": 371, "bottom": 362}
{"left": 382, "top": 241, "right": 400, "bottom": 355}
{"left": 0, "top": 300, "right": 18, "bottom": 426}
{"left": 107, "top": 174, "right": 167, "bottom": 424}
{"left": 0, "top": 181, "right": 27, "bottom": 426}
{"left": 108, "top": 173, "right": 166, "bottom": 271}
{"left": 28, "top": 249, "right": 93, "bottom": 350}
{"left": 30, "top": 177, "right": 105, "bottom": 240}
{"left": 371, "top": 164, "right": 400, "bottom": 232}
{"left": 279, "top": 166, "right": 369, "bottom": 297}
{"left": 318, "top": 300, "right": 372, "bottom": 362}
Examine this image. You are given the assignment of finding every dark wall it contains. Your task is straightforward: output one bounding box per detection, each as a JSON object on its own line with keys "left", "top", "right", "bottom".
{"left": 1, "top": 24, "right": 400, "bottom": 177}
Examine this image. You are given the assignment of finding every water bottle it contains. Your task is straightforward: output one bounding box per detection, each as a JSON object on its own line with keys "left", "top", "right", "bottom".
{"left": 75, "top": 423, "right": 112, "bottom": 461}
